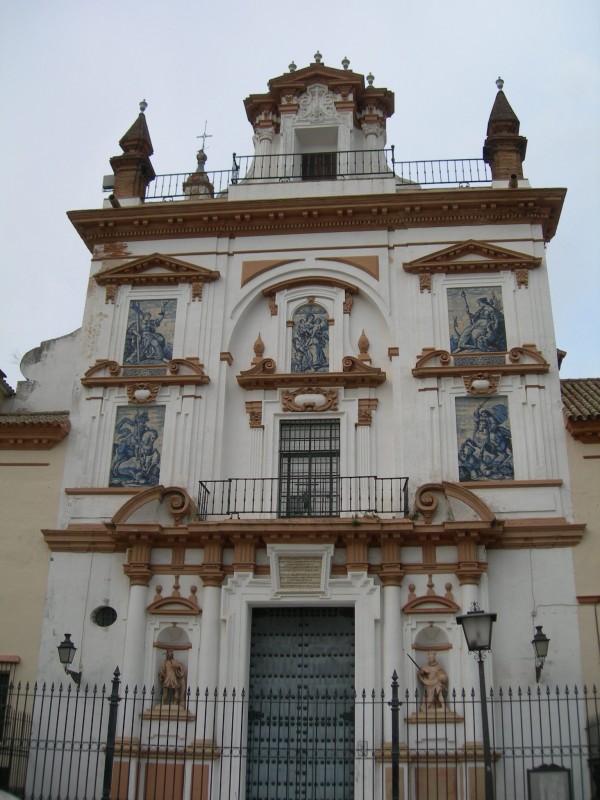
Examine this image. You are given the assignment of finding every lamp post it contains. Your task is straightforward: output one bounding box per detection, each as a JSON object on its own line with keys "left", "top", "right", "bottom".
{"left": 456, "top": 605, "right": 497, "bottom": 800}
{"left": 57, "top": 633, "right": 82, "bottom": 685}
{"left": 531, "top": 625, "right": 550, "bottom": 682}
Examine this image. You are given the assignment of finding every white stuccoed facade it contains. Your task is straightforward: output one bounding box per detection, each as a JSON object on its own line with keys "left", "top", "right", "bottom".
{"left": 33, "top": 59, "right": 589, "bottom": 798}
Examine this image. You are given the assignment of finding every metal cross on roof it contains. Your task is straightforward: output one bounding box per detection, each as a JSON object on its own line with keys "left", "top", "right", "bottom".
{"left": 196, "top": 121, "right": 213, "bottom": 150}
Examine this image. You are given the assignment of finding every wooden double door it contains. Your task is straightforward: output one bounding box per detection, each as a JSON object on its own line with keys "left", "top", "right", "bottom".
{"left": 246, "top": 607, "right": 355, "bottom": 799}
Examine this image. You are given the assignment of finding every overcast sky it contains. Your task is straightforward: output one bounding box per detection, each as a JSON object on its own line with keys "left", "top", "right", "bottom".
{"left": 1, "top": 0, "right": 598, "bottom": 391}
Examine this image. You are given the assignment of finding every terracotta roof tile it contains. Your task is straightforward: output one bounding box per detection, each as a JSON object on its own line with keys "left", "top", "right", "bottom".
{"left": 561, "top": 379, "right": 600, "bottom": 421}
{"left": 0, "top": 411, "right": 70, "bottom": 426}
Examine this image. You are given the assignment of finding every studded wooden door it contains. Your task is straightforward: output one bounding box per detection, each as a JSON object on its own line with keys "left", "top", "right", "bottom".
{"left": 246, "top": 607, "right": 355, "bottom": 799}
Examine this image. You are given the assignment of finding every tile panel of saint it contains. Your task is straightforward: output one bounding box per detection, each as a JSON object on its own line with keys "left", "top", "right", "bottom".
{"left": 291, "top": 303, "right": 329, "bottom": 373}
{"left": 447, "top": 287, "right": 506, "bottom": 354}
{"left": 109, "top": 406, "right": 165, "bottom": 487}
{"left": 456, "top": 396, "right": 514, "bottom": 481}
{"left": 123, "top": 299, "right": 177, "bottom": 365}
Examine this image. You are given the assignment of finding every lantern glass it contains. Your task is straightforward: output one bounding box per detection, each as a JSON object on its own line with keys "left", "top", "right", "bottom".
{"left": 532, "top": 626, "right": 550, "bottom": 660}
{"left": 456, "top": 610, "right": 497, "bottom": 652}
{"left": 57, "top": 633, "right": 77, "bottom": 667}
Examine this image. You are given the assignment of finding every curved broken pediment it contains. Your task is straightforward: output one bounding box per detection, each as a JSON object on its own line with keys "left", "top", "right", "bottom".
{"left": 415, "top": 481, "right": 496, "bottom": 525}
{"left": 111, "top": 485, "right": 196, "bottom": 527}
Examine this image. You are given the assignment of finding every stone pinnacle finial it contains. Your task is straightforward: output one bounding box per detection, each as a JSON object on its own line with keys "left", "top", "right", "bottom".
{"left": 367, "top": 72, "right": 375, "bottom": 86}
{"left": 496, "top": 77, "right": 504, "bottom": 91}
{"left": 314, "top": 50, "right": 322, "bottom": 64}
{"left": 289, "top": 60, "right": 297, "bottom": 72}
{"left": 139, "top": 99, "right": 148, "bottom": 113}
{"left": 342, "top": 56, "right": 350, "bottom": 70}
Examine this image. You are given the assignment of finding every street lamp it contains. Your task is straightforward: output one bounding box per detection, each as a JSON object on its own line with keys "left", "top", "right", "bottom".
{"left": 531, "top": 625, "right": 550, "bottom": 683}
{"left": 57, "top": 633, "right": 82, "bottom": 685}
{"left": 456, "top": 604, "right": 497, "bottom": 800}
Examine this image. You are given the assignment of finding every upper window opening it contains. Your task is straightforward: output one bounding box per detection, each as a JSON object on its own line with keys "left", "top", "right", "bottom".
{"left": 302, "top": 152, "right": 337, "bottom": 181}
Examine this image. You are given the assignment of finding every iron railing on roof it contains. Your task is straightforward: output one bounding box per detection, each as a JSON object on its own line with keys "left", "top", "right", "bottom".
{"left": 139, "top": 149, "right": 492, "bottom": 202}
{"left": 197, "top": 476, "right": 409, "bottom": 519}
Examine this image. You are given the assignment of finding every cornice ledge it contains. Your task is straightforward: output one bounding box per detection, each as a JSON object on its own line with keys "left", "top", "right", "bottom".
{"left": 489, "top": 517, "right": 586, "bottom": 549}
{"left": 67, "top": 187, "right": 567, "bottom": 251}
{"left": 43, "top": 525, "right": 118, "bottom": 553}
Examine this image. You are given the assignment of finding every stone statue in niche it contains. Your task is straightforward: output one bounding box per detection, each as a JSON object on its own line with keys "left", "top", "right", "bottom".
{"left": 158, "top": 649, "right": 186, "bottom": 705}
{"left": 418, "top": 651, "right": 448, "bottom": 712}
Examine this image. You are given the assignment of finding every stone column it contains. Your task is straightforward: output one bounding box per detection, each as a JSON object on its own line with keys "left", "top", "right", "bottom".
{"left": 198, "top": 583, "right": 221, "bottom": 694}
{"left": 380, "top": 532, "right": 404, "bottom": 745}
{"left": 197, "top": 537, "right": 224, "bottom": 748}
{"left": 122, "top": 541, "right": 152, "bottom": 690}
{"left": 253, "top": 126, "right": 275, "bottom": 178}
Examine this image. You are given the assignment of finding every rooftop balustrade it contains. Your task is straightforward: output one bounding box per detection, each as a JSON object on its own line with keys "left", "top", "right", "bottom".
{"left": 108, "top": 148, "right": 491, "bottom": 202}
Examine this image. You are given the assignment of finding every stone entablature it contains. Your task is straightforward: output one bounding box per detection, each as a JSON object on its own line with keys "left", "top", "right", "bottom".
{"left": 67, "top": 186, "right": 566, "bottom": 250}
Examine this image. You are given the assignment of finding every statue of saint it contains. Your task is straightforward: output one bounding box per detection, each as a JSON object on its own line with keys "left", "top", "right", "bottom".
{"left": 158, "top": 649, "right": 186, "bottom": 705}
{"left": 418, "top": 651, "right": 448, "bottom": 712}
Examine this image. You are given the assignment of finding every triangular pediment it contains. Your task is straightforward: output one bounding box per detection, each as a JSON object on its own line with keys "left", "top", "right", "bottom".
{"left": 404, "top": 239, "right": 541, "bottom": 276}
{"left": 94, "top": 253, "right": 220, "bottom": 302}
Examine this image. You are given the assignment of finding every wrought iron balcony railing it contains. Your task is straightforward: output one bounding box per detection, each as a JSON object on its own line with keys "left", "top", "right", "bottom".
{"left": 139, "top": 149, "right": 491, "bottom": 202}
{"left": 197, "top": 476, "right": 409, "bottom": 520}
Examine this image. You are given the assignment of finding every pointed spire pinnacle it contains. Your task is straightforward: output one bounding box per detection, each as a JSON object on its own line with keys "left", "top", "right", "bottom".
{"left": 119, "top": 103, "right": 154, "bottom": 157}
{"left": 109, "top": 102, "right": 155, "bottom": 201}
{"left": 483, "top": 78, "right": 527, "bottom": 180}
{"left": 486, "top": 78, "right": 521, "bottom": 137}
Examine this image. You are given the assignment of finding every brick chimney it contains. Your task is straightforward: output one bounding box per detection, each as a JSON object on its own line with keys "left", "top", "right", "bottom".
{"left": 483, "top": 79, "right": 527, "bottom": 180}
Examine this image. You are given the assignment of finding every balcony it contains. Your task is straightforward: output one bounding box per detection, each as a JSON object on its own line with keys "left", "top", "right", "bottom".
{"left": 197, "top": 476, "right": 409, "bottom": 520}
{"left": 139, "top": 149, "right": 492, "bottom": 202}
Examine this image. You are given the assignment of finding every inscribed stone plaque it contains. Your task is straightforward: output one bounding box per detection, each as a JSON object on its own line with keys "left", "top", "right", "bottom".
{"left": 278, "top": 556, "right": 323, "bottom": 591}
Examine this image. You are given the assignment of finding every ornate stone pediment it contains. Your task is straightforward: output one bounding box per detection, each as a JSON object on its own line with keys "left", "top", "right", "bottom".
{"left": 412, "top": 343, "right": 549, "bottom": 379}
{"left": 93, "top": 253, "right": 220, "bottom": 303}
{"left": 236, "top": 356, "right": 385, "bottom": 390}
{"left": 404, "top": 240, "right": 541, "bottom": 291}
{"left": 81, "top": 357, "right": 210, "bottom": 390}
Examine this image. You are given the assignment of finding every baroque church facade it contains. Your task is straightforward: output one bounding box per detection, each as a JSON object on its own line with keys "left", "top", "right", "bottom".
{"left": 30, "top": 57, "right": 592, "bottom": 798}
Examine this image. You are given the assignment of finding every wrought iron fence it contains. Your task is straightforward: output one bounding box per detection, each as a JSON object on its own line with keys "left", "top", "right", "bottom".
{"left": 197, "top": 476, "right": 409, "bottom": 520}
{"left": 1, "top": 675, "right": 598, "bottom": 799}
{"left": 139, "top": 151, "right": 492, "bottom": 202}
